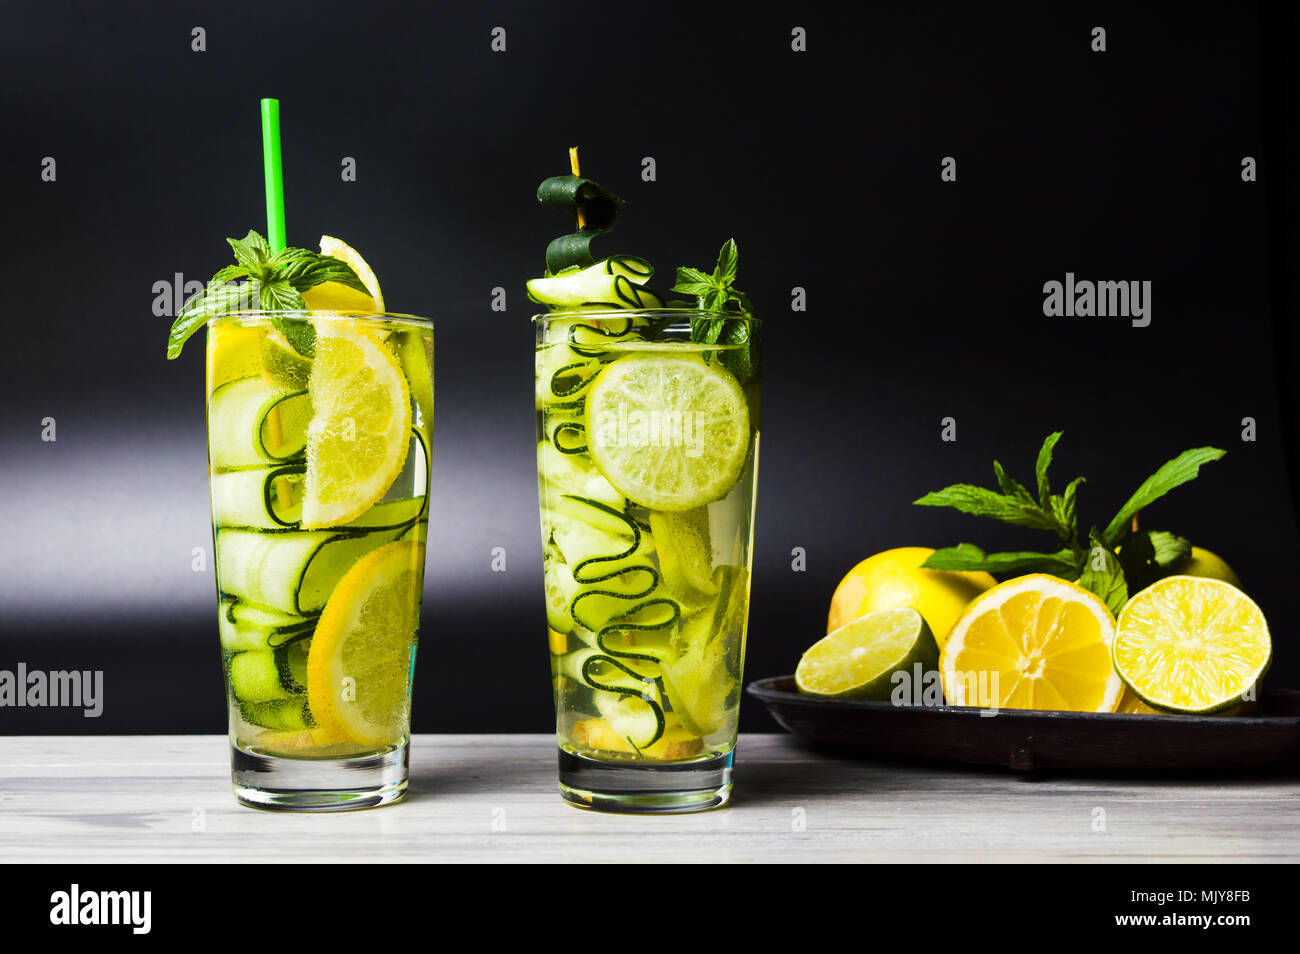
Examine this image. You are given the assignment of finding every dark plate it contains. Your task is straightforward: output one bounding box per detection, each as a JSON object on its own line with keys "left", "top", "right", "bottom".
{"left": 746, "top": 676, "right": 1300, "bottom": 774}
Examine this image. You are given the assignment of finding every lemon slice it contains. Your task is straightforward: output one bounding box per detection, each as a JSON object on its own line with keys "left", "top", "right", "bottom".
{"left": 307, "top": 541, "right": 424, "bottom": 745}
{"left": 208, "top": 323, "right": 264, "bottom": 390}
{"left": 796, "top": 608, "right": 938, "bottom": 700}
{"left": 941, "top": 573, "right": 1124, "bottom": 712}
{"left": 1113, "top": 575, "right": 1270, "bottom": 714}
{"left": 301, "top": 235, "right": 384, "bottom": 313}
{"left": 584, "top": 353, "right": 750, "bottom": 511}
{"left": 300, "top": 321, "right": 411, "bottom": 529}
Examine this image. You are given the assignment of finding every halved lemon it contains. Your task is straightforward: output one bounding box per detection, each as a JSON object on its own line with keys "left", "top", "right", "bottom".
{"left": 300, "top": 321, "right": 411, "bottom": 529}
{"left": 941, "top": 573, "right": 1124, "bottom": 712}
{"left": 1113, "top": 576, "right": 1270, "bottom": 714}
{"left": 301, "top": 235, "right": 384, "bottom": 313}
{"left": 307, "top": 541, "right": 424, "bottom": 745}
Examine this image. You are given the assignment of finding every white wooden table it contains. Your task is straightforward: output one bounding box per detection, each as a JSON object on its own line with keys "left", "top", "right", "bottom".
{"left": 1, "top": 734, "right": 1296, "bottom": 862}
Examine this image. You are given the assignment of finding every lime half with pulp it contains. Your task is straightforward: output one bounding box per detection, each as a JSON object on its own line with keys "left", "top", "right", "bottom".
{"left": 1113, "top": 575, "right": 1270, "bottom": 714}
{"left": 796, "top": 608, "right": 938, "bottom": 701}
{"left": 584, "top": 353, "right": 749, "bottom": 512}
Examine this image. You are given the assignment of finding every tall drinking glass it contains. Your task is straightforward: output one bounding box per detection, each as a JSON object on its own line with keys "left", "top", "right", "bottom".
{"left": 535, "top": 309, "right": 760, "bottom": 812}
{"left": 207, "top": 311, "right": 433, "bottom": 811}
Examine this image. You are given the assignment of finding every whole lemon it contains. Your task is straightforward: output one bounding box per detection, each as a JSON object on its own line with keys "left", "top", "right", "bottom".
{"left": 827, "top": 547, "right": 997, "bottom": 649}
{"left": 1176, "top": 546, "right": 1242, "bottom": 588}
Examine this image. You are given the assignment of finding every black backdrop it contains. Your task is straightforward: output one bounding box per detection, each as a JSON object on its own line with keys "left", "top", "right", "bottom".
{"left": 2, "top": 0, "right": 1296, "bottom": 733}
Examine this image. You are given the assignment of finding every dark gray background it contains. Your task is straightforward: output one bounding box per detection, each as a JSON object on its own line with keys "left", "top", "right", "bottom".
{"left": 2, "top": 1, "right": 1297, "bottom": 733}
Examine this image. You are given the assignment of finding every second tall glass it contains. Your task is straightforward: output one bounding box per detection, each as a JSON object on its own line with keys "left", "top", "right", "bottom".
{"left": 535, "top": 309, "right": 760, "bottom": 812}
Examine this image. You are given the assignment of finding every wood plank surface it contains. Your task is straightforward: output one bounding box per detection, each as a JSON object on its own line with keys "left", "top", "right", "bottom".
{"left": 1, "top": 734, "right": 1295, "bottom": 862}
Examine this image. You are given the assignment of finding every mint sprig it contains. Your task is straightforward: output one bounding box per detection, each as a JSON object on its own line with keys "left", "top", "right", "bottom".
{"left": 672, "top": 239, "right": 758, "bottom": 384}
{"left": 165, "top": 230, "right": 370, "bottom": 359}
{"left": 913, "top": 432, "right": 1224, "bottom": 615}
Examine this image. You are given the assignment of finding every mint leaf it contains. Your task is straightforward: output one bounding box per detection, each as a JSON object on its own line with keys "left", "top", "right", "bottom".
{"left": 678, "top": 239, "right": 758, "bottom": 384}
{"left": 672, "top": 281, "right": 716, "bottom": 298}
{"left": 211, "top": 264, "right": 251, "bottom": 286}
{"left": 1051, "top": 476, "right": 1085, "bottom": 536}
{"left": 1035, "top": 431, "right": 1063, "bottom": 507}
{"left": 923, "top": 543, "right": 1081, "bottom": 576}
{"left": 715, "top": 238, "right": 738, "bottom": 285}
{"left": 166, "top": 230, "right": 371, "bottom": 359}
{"left": 1101, "top": 447, "right": 1226, "bottom": 545}
{"left": 1116, "top": 529, "right": 1192, "bottom": 592}
{"left": 227, "top": 231, "right": 271, "bottom": 269}
{"left": 992, "top": 460, "right": 1035, "bottom": 505}
{"left": 672, "top": 267, "right": 713, "bottom": 289}
{"left": 913, "top": 483, "right": 1060, "bottom": 532}
{"left": 279, "top": 254, "right": 370, "bottom": 296}
{"left": 1076, "top": 533, "right": 1129, "bottom": 617}
{"left": 166, "top": 282, "right": 257, "bottom": 359}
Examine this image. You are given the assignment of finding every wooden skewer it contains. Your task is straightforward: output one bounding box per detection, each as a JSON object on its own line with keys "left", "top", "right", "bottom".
{"left": 569, "top": 146, "right": 586, "bottom": 229}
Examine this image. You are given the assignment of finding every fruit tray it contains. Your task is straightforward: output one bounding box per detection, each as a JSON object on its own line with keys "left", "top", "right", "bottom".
{"left": 746, "top": 676, "right": 1300, "bottom": 774}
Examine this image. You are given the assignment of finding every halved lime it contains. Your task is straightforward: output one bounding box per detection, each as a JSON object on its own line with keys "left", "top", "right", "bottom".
{"left": 1113, "top": 575, "right": 1271, "bottom": 714}
{"left": 796, "top": 608, "right": 938, "bottom": 700}
{"left": 584, "top": 353, "right": 750, "bottom": 511}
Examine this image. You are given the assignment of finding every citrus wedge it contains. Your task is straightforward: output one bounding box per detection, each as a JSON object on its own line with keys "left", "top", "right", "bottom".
{"left": 941, "top": 573, "right": 1124, "bottom": 712}
{"left": 301, "top": 235, "right": 384, "bottom": 313}
{"left": 300, "top": 320, "right": 410, "bottom": 529}
{"left": 1113, "top": 575, "right": 1270, "bottom": 714}
{"left": 584, "top": 353, "right": 750, "bottom": 511}
{"left": 208, "top": 323, "right": 263, "bottom": 390}
{"left": 796, "top": 607, "right": 937, "bottom": 700}
{"left": 306, "top": 541, "right": 424, "bottom": 745}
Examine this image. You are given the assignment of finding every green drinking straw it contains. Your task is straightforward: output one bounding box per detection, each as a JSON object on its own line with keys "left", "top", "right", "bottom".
{"left": 260, "top": 98, "right": 287, "bottom": 252}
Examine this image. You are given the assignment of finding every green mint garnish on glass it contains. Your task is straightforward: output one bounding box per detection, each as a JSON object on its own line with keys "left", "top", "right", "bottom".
{"left": 913, "top": 432, "right": 1225, "bottom": 615}
{"left": 165, "top": 229, "right": 369, "bottom": 360}
{"left": 672, "top": 239, "right": 758, "bottom": 384}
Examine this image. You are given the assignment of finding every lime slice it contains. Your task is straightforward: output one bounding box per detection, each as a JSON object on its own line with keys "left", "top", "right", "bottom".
{"left": 306, "top": 541, "right": 423, "bottom": 745}
{"left": 1113, "top": 575, "right": 1271, "bottom": 714}
{"left": 584, "top": 353, "right": 750, "bottom": 511}
{"left": 260, "top": 330, "right": 313, "bottom": 389}
{"left": 796, "top": 608, "right": 938, "bottom": 700}
{"left": 300, "top": 321, "right": 411, "bottom": 529}
{"left": 301, "top": 235, "right": 384, "bottom": 313}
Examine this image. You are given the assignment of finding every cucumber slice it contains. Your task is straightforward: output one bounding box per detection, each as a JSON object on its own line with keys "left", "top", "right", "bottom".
{"left": 594, "top": 689, "right": 664, "bottom": 750}
{"left": 216, "top": 525, "right": 408, "bottom": 615}
{"left": 660, "top": 565, "right": 748, "bottom": 735}
{"left": 210, "top": 466, "right": 304, "bottom": 529}
{"left": 544, "top": 546, "right": 579, "bottom": 634}
{"left": 527, "top": 256, "right": 660, "bottom": 309}
{"left": 240, "top": 697, "right": 313, "bottom": 731}
{"left": 210, "top": 430, "right": 426, "bottom": 532}
{"left": 218, "top": 599, "right": 315, "bottom": 652}
{"left": 551, "top": 495, "right": 635, "bottom": 540}
{"left": 208, "top": 377, "right": 311, "bottom": 469}
{"left": 228, "top": 645, "right": 305, "bottom": 703}
{"left": 537, "top": 440, "right": 596, "bottom": 493}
